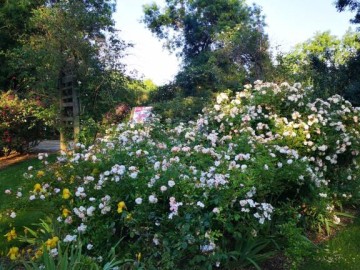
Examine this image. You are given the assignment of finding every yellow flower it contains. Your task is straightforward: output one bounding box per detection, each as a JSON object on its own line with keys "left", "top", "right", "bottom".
{"left": 62, "top": 188, "right": 71, "bottom": 199}
{"left": 69, "top": 175, "right": 75, "bottom": 183}
{"left": 126, "top": 213, "right": 132, "bottom": 221}
{"left": 92, "top": 168, "right": 100, "bottom": 176}
{"left": 117, "top": 201, "right": 127, "bottom": 213}
{"left": 45, "top": 236, "right": 59, "bottom": 249}
{"left": 34, "top": 249, "right": 43, "bottom": 259}
{"left": 62, "top": 208, "right": 71, "bottom": 217}
{"left": 4, "top": 228, "right": 17, "bottom": 241}
{"left": 36, "top": 170, "right": 45, "bottom": 178}
{"left": 136, "top": 252, "right": 141, "bottom": 262}
{"left": 33, "top": 183, "right": 42, "bottom": 193}
{"left": 7, "top": 247, "right": 19, "bottom": 260}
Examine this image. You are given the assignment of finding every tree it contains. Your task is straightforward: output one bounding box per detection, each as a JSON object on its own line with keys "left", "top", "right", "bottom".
{"left": 274, "top": 31, "right": 360, "bottom": 100}
{"left": 143, "top": 0, "right": 271, "bottom": 95}
{"left": 335, "top": 0, "right": 360, "bottom": 105}
{"left": 0, "top": 0, "right": 45, "bottom": 89}
{"left": 4, "top": 0, "right": 129, "bottom": 148}
{"left": 336, "top": 0, "right": 360, "bottom": 25}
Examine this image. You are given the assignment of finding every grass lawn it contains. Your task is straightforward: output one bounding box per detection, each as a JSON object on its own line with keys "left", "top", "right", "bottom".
{"left": 300, "top": 217, "right": 360, "bottom": 270}
{"left": 0, "top": 157, "right": 43, "bottom": 209}
{"left": 0, "top": 156, "right": 55, "bottom": 253}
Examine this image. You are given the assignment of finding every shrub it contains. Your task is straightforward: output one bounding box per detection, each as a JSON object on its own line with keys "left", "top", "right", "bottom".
{"left": 2, "top": 81, "right": 360, "bottom": 269}
{"left": 152, "top": 94, "right": 212, "bottom": 123}
{"left": 0, "top": 91, "right": 55, "bottom": 156}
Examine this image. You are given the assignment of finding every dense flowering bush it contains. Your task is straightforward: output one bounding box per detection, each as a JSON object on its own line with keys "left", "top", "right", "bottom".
{"left": 0, "top": 91, "right": 54, "bottom": 156}
{"left": 2, "top": 81, "right": 360, "bottom": 269}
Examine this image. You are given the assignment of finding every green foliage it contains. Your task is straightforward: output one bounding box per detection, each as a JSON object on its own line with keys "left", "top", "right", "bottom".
{"left": 149, "top": 83, "right": 181, "bottom": 102}
{"left": 143, "top": 0, "right": 272, "bottom": 95}
{"left": 274, "top": 31, "right": 360, "bottom": 104}
{"left": 22, "top": 237, "right": 126, "bottom": 270}
{"left": 278, "top": 221, "right": 316, "bottom": 269}
{"left": 1, "top": 0, "right": 131, "bottom": 135}
{"left": 152, "top": 93, "right": 212, "bottom": 123}
{"left": 1, "top": 82, "right": 360, "bottom": 269}
{"left": 0, "top": 91, "right": 55, "bottom": 156}
{"left": 78, "top": 118, "right": 103, "bottom": 147}
{"left": 0, "top": 0, "right": 45, "bottom": 89}
{"left": 301, "top": 217, "right": 360, "bottom": 270}
{"left": 125, "top": 78, "right": 157, "bottom": 105}
{"left": 336, "top": 0, "right": 360, "bottom": 26}
{"left": 0, "top": 155, "right": 57, "bottom": 255}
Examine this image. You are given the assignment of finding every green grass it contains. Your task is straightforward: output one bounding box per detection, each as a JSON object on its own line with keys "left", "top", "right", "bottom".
{"left": 0, "top": 157, "right": 43, "bottom": 209}
{"left": 0, "top": 156, "right": 56, "bottom": 253}
{"left": 301, "top": 217, "right": 360, "bottom": 270}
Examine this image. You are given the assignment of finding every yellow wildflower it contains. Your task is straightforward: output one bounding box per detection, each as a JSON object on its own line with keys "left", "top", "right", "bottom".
{"left": 45, "top": 236, "right": 59, "bottom": 249}
{"left": 4, "top": 228, "right": 17, "bottom": 241}
{"left": 92, "top": 168, "right": 100, "bottom": 176}
{"left": 33, "top": 183, "right": 42, "bottom": 193}
{"left": 136, "top": 252, "right": 141, "bottom": 262}
{"left": 34, "top": 249, "right": 43, "bottom": 259}
{"left": 62, "top": 188, "right": 71, "bottom": 199}
{"left": 62, "top": 208, "right": 71, "bottom": 217}
{"left": 7, "top": 247, "right": 19, "bottom": 260}
{"left": 117, "top": 201, "right": 127, "bottom": 213}
{"left": 69, "top": 175, "right": 75, "bottom": 183}
{"left": 126, "top": 213, "right": 132, "bottom": 221}
{"left": 36, "top": 170, "right": 45, "bottom": 178}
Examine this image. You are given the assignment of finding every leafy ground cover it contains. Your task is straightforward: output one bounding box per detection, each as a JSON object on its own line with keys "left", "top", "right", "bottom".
{"left": 0, "top": 81, "right": 359, "bottom": 269}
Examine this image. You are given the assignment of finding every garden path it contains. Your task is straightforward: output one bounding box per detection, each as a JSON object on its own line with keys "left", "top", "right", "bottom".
{"left": 0, "top": 140, "right": 60, "bottom": 170}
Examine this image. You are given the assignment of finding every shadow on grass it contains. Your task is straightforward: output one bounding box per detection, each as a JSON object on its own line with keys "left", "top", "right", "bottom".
{"left": 301, "top": 217, "right": 360, "bottom": 270}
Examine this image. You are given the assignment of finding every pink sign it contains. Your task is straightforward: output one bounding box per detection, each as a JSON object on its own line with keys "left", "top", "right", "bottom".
{"left": 131, "top": 107, "right": 153, "bottom": 123}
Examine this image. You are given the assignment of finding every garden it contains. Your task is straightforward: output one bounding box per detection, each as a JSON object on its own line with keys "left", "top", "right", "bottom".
{"left": 1, "top": 0, "right": 360, "bottom": 269}
{"left": 1, "top": 81, "right": 360, "bottom": 269}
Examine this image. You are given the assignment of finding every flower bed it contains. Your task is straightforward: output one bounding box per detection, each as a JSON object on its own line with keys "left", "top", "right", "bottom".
{"left": 2, "top": 81, "right": 360, "bottom": 269}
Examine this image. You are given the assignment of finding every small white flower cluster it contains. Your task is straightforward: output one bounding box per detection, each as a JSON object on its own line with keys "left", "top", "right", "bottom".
{"left": 168, "top": 197, "right": 183, "bottom": 219}
{"left": 99, "top": 195, "right": 111, "bottom": 214}
{"left": 75, "top": 186, "right": 86, "bottom": 198}
{"left": 253, "top": 203, "right": 274, "bottom": 225}
{"left": 63, "top": 234, "right": 77, "bottom": 243}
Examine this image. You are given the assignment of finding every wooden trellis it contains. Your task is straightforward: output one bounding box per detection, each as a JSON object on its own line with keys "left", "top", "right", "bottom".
{"left": 59, "top": 71, "right": 80, "bottom": 151}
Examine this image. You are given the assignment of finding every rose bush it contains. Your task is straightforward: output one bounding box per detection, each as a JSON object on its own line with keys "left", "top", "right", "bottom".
{"left": 0, "top": 91, "right": 55, "bottom": 156}
{"left": 2, "top": 81, "right": 360, "bottom": 269}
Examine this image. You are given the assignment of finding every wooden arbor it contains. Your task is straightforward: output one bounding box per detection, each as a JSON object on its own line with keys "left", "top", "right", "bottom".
{"left": 59, "top": 71, "right": 80, "bottom": 151}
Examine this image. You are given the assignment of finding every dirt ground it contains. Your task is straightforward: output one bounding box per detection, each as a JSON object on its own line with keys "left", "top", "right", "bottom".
{"left": 0, "top": 152, "right": 38, "bottom": 170}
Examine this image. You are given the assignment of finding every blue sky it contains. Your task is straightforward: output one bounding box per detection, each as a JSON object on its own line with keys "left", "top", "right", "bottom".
{"left": 113, "top": 0, "right": 355, "bottom": 85}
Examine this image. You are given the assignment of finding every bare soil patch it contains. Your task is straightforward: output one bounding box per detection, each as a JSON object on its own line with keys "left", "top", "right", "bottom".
{"left": 0, "top": 152, "right": 37, "bottom": 170}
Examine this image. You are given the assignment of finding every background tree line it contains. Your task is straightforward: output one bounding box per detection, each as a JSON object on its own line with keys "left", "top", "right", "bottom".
{"left": 145, "top": 0, "right": 360, "bottom": 121}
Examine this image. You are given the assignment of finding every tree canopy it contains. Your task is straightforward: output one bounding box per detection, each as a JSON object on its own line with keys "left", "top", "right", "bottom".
{"left": 143, "top": 0, "right": 272, "bottom": 95}
{"left": 274, "top": 30, "right": 360, "bottom": 104}
{"left": 1, "top": 0, "right": 130, "bottom": 119}
{"left": 0, "top": 0, "right": 45, "bottom": 89}
{"left": 336, "top": 0, "right": 360, "bottom": 25}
